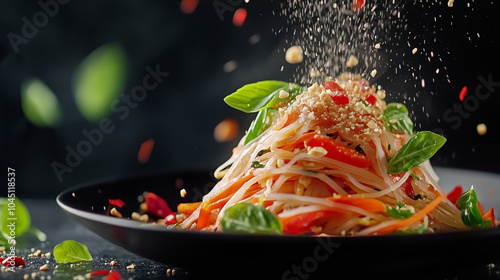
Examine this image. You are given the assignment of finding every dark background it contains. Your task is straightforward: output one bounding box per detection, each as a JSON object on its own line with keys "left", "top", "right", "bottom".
{"left": 1, "top": 0, "right": 499, "bottom": 198}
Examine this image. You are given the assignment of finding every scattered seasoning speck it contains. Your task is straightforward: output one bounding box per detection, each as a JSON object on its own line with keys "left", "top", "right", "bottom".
{"left": 72, "top": 193, "right": 75, "bottom": 197}
{"left": 370, "top": 69, "right": 377, "bottom": 77}
{"left": 180, "top": 188, "right": 187, "bottom": 198}
{"left": 285, "top": 45, "right": 304, "bottom": 64}
{"left": 126, "top": 264, "right": 135, "bottom": 270}
{"left": 346, "top": 55, "right": 359, "bottom": 67}
{"left": 412, "top": 48, "right": 418, "bottom": 54}
{"left": 110, "top": 260, "right": 117, "bottom": 266}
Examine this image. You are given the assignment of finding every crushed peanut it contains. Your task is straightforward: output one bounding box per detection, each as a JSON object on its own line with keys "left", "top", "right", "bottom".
{"left": 39, "top": 264, "right": 48, "bottom": 271}
{"left": 346, "top": 55, "right": 359, "bottom": 67}
{"left": 477, "top": 123, "right": 487, "bottom": 135}
{"left": 307, "top": 146, "right": 328, "bottom": 157}
{"left": 110, "top": 260, "right": 117, "bottom": 266}
{"left": 279, "top": 90, "right": 290, "bottom": 99}
{"left": 110, "top": 207, "right": 122, "bottom": 218}
{"left": 447, "top": 0, "right": 454, "bottom": 7}
{"left": 370, "top": 69, "right": 377, "bottom": 77}
{"left": 180, "top": 188, "right": 187, "bottom": 198}
{"left": 126, "top": 264, "right": 135, "bottom": 270}
{"left": 412, "top": 47, "right": 418, "bottom": 54}
{"left": 285, "top": 45, "right": 304, "bottom": 64}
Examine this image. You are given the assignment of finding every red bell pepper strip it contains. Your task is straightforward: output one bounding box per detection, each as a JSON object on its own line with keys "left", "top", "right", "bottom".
{"left": 145, "top": 192, "right": 174, "bottom": 218}
{"left": 280, "top": 210, "right": 342, "bottom": 235}
{"left": 305, "top": 135, "right": 372, "bottom": 168}
{"left": 447, "top": 185, "right": 463, "bottom": 205}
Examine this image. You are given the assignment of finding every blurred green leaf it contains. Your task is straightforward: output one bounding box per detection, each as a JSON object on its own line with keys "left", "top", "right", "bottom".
{"left": 73, "top": 43, "right": 127, "bottom": 122}
{"left": 21, "top": 78, "right": 62, "bottom": 127}
{"left": 0, "top": 197, "right": 31, "bottom": 243}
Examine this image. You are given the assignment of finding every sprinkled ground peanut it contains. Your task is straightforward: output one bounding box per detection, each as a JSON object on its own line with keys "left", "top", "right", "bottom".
{"left": 448, "top": 0, "right": 454, "bottom": 7}
{"left": 131, "top": 212, "right": 141, "bottom": 221}
{"left": 139, "top": 214, "right": 149, "bottom": 223}
{"left": 346, "top": 55, "right": 358, "bottom": 67}
{"left": 126, "top": 264, "right": 135, "bottom": 270}
{"left": 412, "top": 48, "right": 418, "bottom": 54}
{"left": 180, "top": 188, "right": 187, "bottom": 198}
{"left": 370, "top": 69, "right": 377, "bottom": 77}
{"left": 285, "top": 45, "right": 304, "bottom": 64}
{"left": 110, "top": 207, "right": 122, "bottom": 218}
{"left": 110, "top": 260, "right": 117, "bottom": 266}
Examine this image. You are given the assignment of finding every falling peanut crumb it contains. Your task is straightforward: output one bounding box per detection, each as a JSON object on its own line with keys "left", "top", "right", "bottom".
{"left": 31, "top": 272, "right": 39, "bottom": 279}
{"left": 126, "top": 264, "right": 135, "bottom": 270}
{"left": 346, "top": 55, "right": 359, "bottom": 67}
{"left": 110, "top": 207, "right": 122, "bottom": 218}
{"left": 374, "top": 43, "right": 381, "bottom": 49}
{"left": 110, "top": 260, "right": 117, "bottom": 266}
{"left": 180, "top": 188, "right": 187, "bottom": 198}
{"left": 140, "top": 202, "right": 148, "bottom": 212}
{"left": 285, "top": 45, "right": 303, "bottom": 64}
{"left": 24, "top": 274, "right": 30, "bottom": 280}
{"left": 477, "top": 123, "right": 487, "bottom": 135}
{"left": 39, "top": 264, "right": 48, "bottom": 271}
{"left": 167, "top": 268, "right": 172, "bottom": 276}
{"left": 370, "top": 69, "right": 377, "bottom": 77}
{"left": 412, "top": 48, "right": 418, "bottom": 54}
{"left": 448, "top": 0, "right": 454, "bottom": 7}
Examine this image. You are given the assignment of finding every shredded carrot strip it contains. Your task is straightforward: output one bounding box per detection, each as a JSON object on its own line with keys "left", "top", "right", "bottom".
{"left": 370, "top": 193, "right": 446, "bottom": 235}
{"left": 328, "top": 196, "right": 386, "bottom": 213}
{"left": 177, "top": 202, "right": 202, "bottom": 215}
{"left": 279, "top": 131, "right": 316, "bottom": 151}
{"left": 427, "top": 185, "right": 441, "bottom": 197}
{"left": 483, "top": 207, "right": 495, "bottom": 226}
{"left": 274, "top": 112, "right": 298, "bottom": 131}
{"left": 197, "top": 170, "right": 254, "bottom": 229}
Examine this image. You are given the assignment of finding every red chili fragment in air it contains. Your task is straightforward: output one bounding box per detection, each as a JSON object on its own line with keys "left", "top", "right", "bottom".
{"left": 353, "top": 0, "right": 365, "bottom": 12}
{"left": 109, "top": 199, "right": 125, "bottom": 208}
{"left": 459, "top": 86, "right": 467, "bottom": 102}
{"left": 138, "top": 139, "right": 155, "bottom": 164}
{"left": 233, "top": 8, "right": 247, "bottom": 27}
{"left": 180, "top": 0, "right": 199, "bottom": 14}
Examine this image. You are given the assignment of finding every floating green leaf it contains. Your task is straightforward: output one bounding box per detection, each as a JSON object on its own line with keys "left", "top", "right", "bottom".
{"left": 21, "top": 78, "right": 62, "bottom": 127}
{"left": 53, "top": 240, "right": 93, "bottom": 264}
{"left": 73, "top": 43, "right": 127, "bottom": 122}
{"left": 0, "top": 197, "right": 31, "bottom": 243}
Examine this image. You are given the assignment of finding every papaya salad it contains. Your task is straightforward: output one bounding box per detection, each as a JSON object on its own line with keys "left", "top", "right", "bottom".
{"left": 118, "top": 73, "right": 497, "bottom": 236}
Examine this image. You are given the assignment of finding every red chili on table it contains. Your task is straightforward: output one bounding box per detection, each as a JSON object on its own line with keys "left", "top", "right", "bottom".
{"left": 0, "top": 256, "right": 26, "bottom": 267}
{"left": 108, "top": 198, "right": 125, "bottom": 208}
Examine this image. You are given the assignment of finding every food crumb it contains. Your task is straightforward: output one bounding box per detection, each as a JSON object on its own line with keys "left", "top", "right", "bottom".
{"left": 374, "top": 43, "right": 381, "bottom": 49}
{"left": 370, "top": 69, "right": 377, "bottom": 77}
{"left": 72, "top": 192, "right": 76, "bottom": 197}
{"left": 31, "top": 272, "right": 39, "bottom": 279}
{"left": 167, "top": 268, "right": 171, "bottom": 276}
{"left": 477, "top": 123, "right": 487, "bottom": 135}
{"left": 448, "top": 0, "right": 454, "bottom": 7}
{"left": 180, "top": 188, "right": 187, "bottom": 198}
{"left": 39, "top": 264, "right": 48, "bottom": 271}
{"left": 139, "top": 214, "right": 149, "bottom": 223}
{"left": 110, "top": 207, "right": 122, "bottom": 218}
{"left": 214, "top": 118, "right": 239, "bottom": 142}
{"left": 126, "top": 264, "right": 135, "bottom": 270}
{"left": 412, "top": 48, "right": 418, "bottom": 54}
{"left": 279, "top": 90, "right": 290, "bottom": 99}
{"left": 110, "top": 260, "right": 117, "bottom": 266}
{"left": 285, "top": 45, "right": 303, "bottom": 64}
{"left": 24, "top": 274, "right": 30, "bottom": 280}
{"left": 131, "top": 212, "right": 141, "bottom": 221}
{"left": 346, "top": 55, "right": 359, "bottom": 67}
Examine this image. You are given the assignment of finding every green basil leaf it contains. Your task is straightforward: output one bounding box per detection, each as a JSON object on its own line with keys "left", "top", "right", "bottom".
{"left": 53, "top": 240, "right": 93, "bottom": 264}
{"left": 245, "top": 108, "right": 279, "bottom": 144}
{"left": 383, "top": 103, "right": 414, "bottom": 135}
{"left": 456, "top": 186, "right": 491, "bottom": 228}
{"left": 386, "top": 202, "right": 414, "bottom": 219}
{"left": 387, "top": 131, "right": 446, "bottom": 174}
{"left": 224, "top": 81, "right": 302, "bottom": 113}
{"left": 0, "top": 197, "right": 31, "bottom": 242}
{"left": 221, "top": 203, "right": 282, "bottom": 235}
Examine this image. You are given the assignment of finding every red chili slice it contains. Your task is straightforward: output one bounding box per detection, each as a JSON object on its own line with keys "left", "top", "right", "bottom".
{"left": 145, "top": 192, "right": 174, "bottom": 218}
{"left": 364, "top": 94, "right": 377, "bottom": 106}
{"left": 108, "top": 199, "right": 124, "bottom": 208}
{"left": 1, "top": 257, "right": 26, "bottom": 267}
{"left": 324, "top": 81, "right": 345, "bottom": 92}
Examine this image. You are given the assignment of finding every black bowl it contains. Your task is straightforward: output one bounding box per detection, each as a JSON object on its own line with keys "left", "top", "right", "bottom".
{"left": 57, "top": 167, "right": 500, "bottom": 280}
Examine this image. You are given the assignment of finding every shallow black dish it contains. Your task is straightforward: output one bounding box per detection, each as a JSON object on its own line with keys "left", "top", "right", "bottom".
{"left": 57, "top": 167, "right": 500, "bottom": 279}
